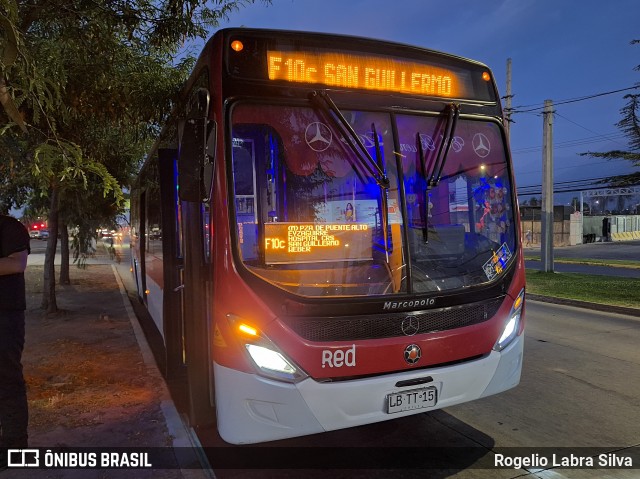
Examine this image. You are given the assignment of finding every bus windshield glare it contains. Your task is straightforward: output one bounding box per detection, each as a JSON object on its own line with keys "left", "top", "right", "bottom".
{"left": 231, "top": 102, "right": 516, "bottom": 297}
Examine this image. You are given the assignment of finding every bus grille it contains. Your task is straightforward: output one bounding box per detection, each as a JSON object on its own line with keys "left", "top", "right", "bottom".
{"left": 283, "top": 297, "right": 504, "bottom": 341}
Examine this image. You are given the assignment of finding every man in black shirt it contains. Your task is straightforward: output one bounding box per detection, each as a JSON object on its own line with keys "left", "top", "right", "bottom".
{"left": 0, "top": 214, "right": 30, "bottom": 448}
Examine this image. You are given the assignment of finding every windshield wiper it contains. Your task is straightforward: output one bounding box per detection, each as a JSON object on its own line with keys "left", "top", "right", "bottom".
{"left": 426, "top": 103, "right": 460, "bottom": 188}
{"left": 371, "top": 122, "right": 390, "bottom": 263}
{"left": 310, "top": 90, "right": 391, "bottom": 262}
{"left": 310, "top": 90, "right": 390, "bottom": 189}
{"left": 417, "top": 103, "right": 460, "bottom": 243}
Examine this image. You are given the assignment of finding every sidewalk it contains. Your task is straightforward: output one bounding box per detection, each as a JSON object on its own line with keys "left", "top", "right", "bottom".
{"left": 2, "top": 248, "right": 209, "bottom": 478}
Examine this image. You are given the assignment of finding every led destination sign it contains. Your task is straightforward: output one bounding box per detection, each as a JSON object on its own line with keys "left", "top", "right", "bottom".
{"left": 264, "top": 223, "right": 372, "bottom": 264}
{"left": 267, "top": 50, "right": 468, "bottom": 98}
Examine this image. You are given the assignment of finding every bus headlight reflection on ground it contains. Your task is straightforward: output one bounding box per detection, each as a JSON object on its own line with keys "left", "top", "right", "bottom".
{"left": 494, "top": 289, "right": 524, "bottom": 351}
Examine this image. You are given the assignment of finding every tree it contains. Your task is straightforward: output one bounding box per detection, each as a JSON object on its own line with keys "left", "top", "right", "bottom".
{"left": 31, "top": 140, "right": 122, "bottom": 311}
{"left": 582, "top": 40, "right": 640, "bottom": 187}
{"left": 1, "top": 0, "right": 270, "bottom": 313}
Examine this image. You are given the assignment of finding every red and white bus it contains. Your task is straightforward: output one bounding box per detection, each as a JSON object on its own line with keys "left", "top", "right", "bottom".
{"left": 130, "top": 28, "right": 526, "bottom": 445}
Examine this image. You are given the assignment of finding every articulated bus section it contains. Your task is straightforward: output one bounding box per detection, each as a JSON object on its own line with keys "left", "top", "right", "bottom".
{"left": 130, "top": 28, "right": 525, "bottom": 445}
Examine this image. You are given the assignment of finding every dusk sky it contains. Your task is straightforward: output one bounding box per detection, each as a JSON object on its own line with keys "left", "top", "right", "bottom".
{"left": 212, "top": 0, "right": 639, "bottom": 204}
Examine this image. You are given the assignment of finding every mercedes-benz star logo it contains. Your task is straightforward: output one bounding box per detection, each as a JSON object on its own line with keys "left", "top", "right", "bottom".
{"left": 305, "top": 122, "right": 332, "bottom": 152}
{"left": 401, "top": 316, "right": 420, "bottom": 336}
{"left": 472, "top": 133, "right": 491, "bottom": 158}
{"left": 404, "top": 344, "right": 422, "bottom": 365}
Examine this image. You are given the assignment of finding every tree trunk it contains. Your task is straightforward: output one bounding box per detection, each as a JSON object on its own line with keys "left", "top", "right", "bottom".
{"left": 59, "top": 223, "right": 70, "bottom": 285}
{"left": 41, "top": 186, "right": 60, "bottom": 313}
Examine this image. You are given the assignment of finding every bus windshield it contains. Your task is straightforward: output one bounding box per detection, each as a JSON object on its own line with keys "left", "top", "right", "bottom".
{"left": 231, "top": 102, "right": 516, "bottom": 297}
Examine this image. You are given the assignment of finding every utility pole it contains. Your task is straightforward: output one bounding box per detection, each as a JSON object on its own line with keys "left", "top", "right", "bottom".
{"left": 541, "top": 100, "right": 554, "bottom": 272}
{"left": 504, "top": 58, "right": 512, "bottom": 138}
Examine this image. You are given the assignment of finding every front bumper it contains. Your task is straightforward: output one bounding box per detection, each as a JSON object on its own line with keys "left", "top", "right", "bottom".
{"left": 215, "top": 333, "right": 524, "bottom": 444}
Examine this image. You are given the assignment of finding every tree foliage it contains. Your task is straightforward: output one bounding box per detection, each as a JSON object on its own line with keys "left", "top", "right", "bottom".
{"left": 0, "top": 0, "right": 269, "bottom": 312}
{"left": 582, "top": 39, "right": 640, "bottom": 187}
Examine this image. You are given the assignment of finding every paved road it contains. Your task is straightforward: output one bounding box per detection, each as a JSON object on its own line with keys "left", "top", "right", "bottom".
{"left": 203, "top": 300, "right": 640, "bottom": 478}
{"left": 444, "top": 300, "right": 640, "bottom": 478}
{"left": 546, "top": 240, "right": 640, "bottom": 260}
{"left": 525, "top": 240, "right": 640, "bottom": 277}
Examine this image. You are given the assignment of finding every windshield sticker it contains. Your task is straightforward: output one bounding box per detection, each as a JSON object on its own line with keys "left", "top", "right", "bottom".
{"left": 482, "top": 243, "right": 512, "bottom": 281}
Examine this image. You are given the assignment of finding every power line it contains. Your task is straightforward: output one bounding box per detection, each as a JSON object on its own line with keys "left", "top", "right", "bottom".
{"left": 555, "top": 113, "right": 629, "bottom": 149}
{"left": 518, "top": 176, "right": 612, "bottom": 190}
{"left": 517, "top": 180, "right": 639, "bottom": 195}
{"left": 517, "top": 176, "right": 621, "bottom": 197}
{"left": 518, "top": 185, "right": 638, "bottom": 196}
{"left": 509, "top": 85, "right": 640, "bottom": 114}
{"left": 511, "top": 107, "right": 630, "bottom": 154}
{"left": 519, "top": 186, "right": 607, "bottom": 196}
{"left": 516, "top": 155, "right": 630, "bottom": 176}
{"left": 512, "top": 131, "right": 626, "bottom": 154}
{"left": 519, "top": 187, "right": 601, "bottom": 196}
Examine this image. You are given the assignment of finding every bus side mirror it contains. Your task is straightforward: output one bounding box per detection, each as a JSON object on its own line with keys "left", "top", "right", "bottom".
{"left": 178, "top": 88, "right": 216, "bottom": 202}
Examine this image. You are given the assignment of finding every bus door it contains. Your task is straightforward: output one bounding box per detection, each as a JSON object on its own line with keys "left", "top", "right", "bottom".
{"left": 157, "top": 149, "right": 186, "bottom": 381}
{"left": 176, "top": 105, "right": 217, "bottom": 427}
{"left": 176, "top": 199, "right": 215, "bottom": 426}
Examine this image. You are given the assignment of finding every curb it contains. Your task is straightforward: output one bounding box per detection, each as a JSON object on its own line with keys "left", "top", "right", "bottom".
{"left": 111, "top": 265, "right": 213, "bottom": 478}
{"left": 525, "top": 258, "right": 640, "bottom": 270}
{"left": 527, "top": 293, "right": 640, "bottom": 318}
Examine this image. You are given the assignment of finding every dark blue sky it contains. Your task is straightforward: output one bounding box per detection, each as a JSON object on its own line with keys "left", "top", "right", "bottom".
{"left": 213, "top": 0, "right": 639, "bottom": 204}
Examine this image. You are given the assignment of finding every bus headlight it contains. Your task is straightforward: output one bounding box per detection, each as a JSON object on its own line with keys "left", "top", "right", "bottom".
{"left": 246, "top": 344, "right": 298, "bottom": 378}
{"left": 227, "top": 314, "right": 308, "bottom": 383}
{"left": 494, "top": 289, "right": 524, "bottom": 352}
